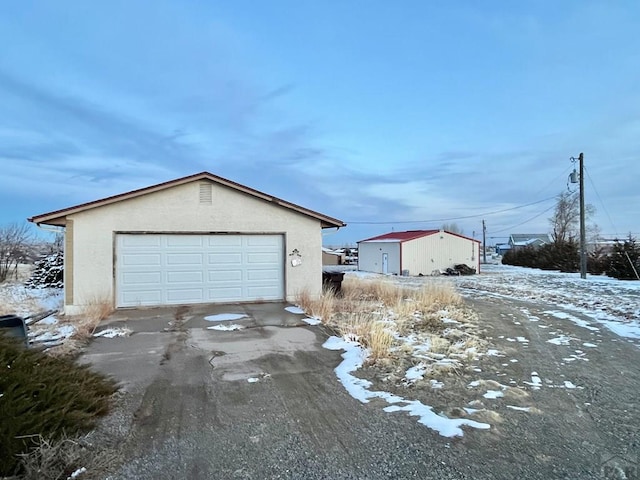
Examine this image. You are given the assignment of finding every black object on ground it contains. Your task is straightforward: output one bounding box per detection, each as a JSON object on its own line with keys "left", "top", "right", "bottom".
{"left": 322, "top": 271, "right": 345, "bottom": 295}
{"left": 0, "top": 315, "right": 28, "bottom": 345}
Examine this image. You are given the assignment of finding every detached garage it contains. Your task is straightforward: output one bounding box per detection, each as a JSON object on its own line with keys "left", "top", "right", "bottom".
{"left": 29, "top": 172, "right": 345, "bottom": 314}
{"left": 358, "top": 230, "right": 480, "bottom": 276}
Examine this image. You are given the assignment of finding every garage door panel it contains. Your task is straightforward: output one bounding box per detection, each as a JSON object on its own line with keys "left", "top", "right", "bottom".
{"left": 247, "top": 269, "right": 279, "bottom": 281}
{"left": 117, "top": 234, "right": 283, "bottom": 307}
{"left": 208, "top": 236, "right": 242, "bottom": 247}
{"left": 246, "top": 285, "right": 281, "bottom": 299}
{"left": 247, "top": 252, "right": 280, "bottom": 264}
{"left": 166, "top": 289, "right": 205, "bottom": 302}
{"left": 166, "top": 271, "right": 204, "bottom": 283}
{"left": 207, "top": 287, "right": 244, "bottom": 300}
{"left": 122, "top": 254, "right": 162, "bottom": 266}
{"left": 208, "top": 270, "right": 242, "bottom": 281}
{"left": 122, "top": 272, "right": 162, "bottom": 285}
{"left": 166, "top": 235, "right": 204, "bottom": 247}
{"left": 166, "top": 253, "right": 203, "bottom": 265}
{"left": 207, "top": 253, "right": 242, "bottom": 264}
{"left": 121, "top": 235, "right": 162, "bottom": 248}
{"left": 121, "top": 290, "right": 162, "bottom": 305}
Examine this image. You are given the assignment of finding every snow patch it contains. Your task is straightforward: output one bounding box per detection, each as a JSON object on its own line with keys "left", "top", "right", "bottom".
{"left": 94, "top": 327, "right": 132, "bottom": 338}
{"left": 506, "top": 405, "right": 531, "bottom": 412}
{"left": 483, "top": 390, "right": 504, "bottom": 399}
{"left": 323, "top": 336, "right": 489, "bottom": 437}
{"left": 204, "top": 313, "right": 247, "bottom": 322}
{"left": 541, "top": 310, "right": 599, "bottom": 331}
{"left": 547, "top": 335, "right": 571, "bottom": 346}
{"left": 285, "top": 306, "right": 306, "bottom": 314}
{"left": 303, "top": 317, "right": 322, "bottom": 326}
{"left": 207, "top": 324, "right": 245, "bottom": 331}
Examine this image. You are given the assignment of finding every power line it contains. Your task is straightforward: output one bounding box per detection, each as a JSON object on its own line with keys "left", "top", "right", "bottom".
{"left": 346, "top": 195, "right": 557, "bottom": 225}
{"left": 584, "top": 165, "right": 619, "bottom": 238}
{"left": 487, "top": 203, "right": 556, "bottom": 235}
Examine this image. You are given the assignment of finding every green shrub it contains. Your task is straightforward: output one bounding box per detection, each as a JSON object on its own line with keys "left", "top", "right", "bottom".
{"left": 0, "top": 335, "right": 117, "bottom": 476}
{"left": 607, "top": 235, "right": 640, "bottom": 280}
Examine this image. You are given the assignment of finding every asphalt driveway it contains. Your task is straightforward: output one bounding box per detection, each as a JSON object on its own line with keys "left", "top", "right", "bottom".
{"left": 80, "top": 298, "right": 640, "bottom": 479}
{"left": 82, "top": 303, "right": 465, "bottom": 480}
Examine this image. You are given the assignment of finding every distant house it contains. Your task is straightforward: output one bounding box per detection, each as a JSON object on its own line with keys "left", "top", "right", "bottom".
{"left": 508, "top": 233, "right": 552, "bottom": 250}
{"left": 358, "top": 230, "right": 480, "bottom": 276}
{"left": 495, "top": 243, "right": 512, "bottom": 255}
{"left": 322, "top": 247, "right": 345, "bottom": 266}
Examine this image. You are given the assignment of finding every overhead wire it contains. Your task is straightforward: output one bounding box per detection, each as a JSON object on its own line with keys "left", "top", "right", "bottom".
{"left": 584, "top": 166, "right": 620, "bottom": 238}
{"left": 346, "top": 164, "right": 571, "bottom": 227}
{"left": 346, "top": 195, "right": 557, "bottom": 225}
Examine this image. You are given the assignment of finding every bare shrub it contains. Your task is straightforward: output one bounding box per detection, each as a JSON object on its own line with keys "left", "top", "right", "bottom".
{"left": 295, "top": 289, "right": 336, "bottom": 322}
{"left": 63, "top": 295, "right": 114, "bottom": 344}
{"left": 0, "top": 223, "right": 32, "bottom": 283}
{"left": 18, "top": 434, "right": 121, "bottom": 480}
{"left": 296, "top": 276, "right": 482, "bottom": 368}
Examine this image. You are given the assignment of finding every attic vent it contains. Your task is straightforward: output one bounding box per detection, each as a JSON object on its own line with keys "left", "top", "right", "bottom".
{"left": 199, "top": 183, "right": 212, "bottom": 204}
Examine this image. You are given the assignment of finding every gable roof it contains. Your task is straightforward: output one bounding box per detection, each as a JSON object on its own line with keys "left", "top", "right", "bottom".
{"left": 28, "top": 171, "right": 346, "bottom": 229}
{"left": 359, "top": 229, "right": 480, "bottom": 244}
{"left": 509, "top": 233, "right": 552, "bottom": 245}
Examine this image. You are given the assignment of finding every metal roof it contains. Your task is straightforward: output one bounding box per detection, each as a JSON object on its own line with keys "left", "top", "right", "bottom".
{"left": 359, "top": 229, "right": 481, "bottom": 244}
{"left": 359, "top": 230, "right": 439, "bottom": 243}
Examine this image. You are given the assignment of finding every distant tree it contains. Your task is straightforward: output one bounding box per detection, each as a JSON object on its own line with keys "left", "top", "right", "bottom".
{"left": 548, "top": 191, "right": 595, "bottom": 243}
{"left": 26, "top": 235, "right": 64, "bottom": 289}
{"left": 441, "top": 223, "right": 463, "bottom": 235}
{"left": 607, "top": 235, "right": 640, "bottom": 280}
{"left": 0, "top": 223, "right": 32, "bottom": 283}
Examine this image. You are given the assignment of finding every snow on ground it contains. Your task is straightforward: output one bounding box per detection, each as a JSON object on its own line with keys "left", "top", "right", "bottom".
{"left": 302, "top": 317, "right": 322, "bottom": 326}
{"left": 94, "top": 327, "right": 133, "bottom": 338}
{"left": 455, "top": 264, "right": 640, "bottom": 341}
{"left": 323, "top": 336, "right": 490, "bottom": 437}
{"left": 207, "top": 324, "right": 245, "bottom": 331}
{"left": 204, "top": 313, "right": 247, "bottom": 322}
{"left": 0, "top": 283, "right": 62, "bottom": 317}
{"left": 284, "top": 306, "right": 306, "bottom": 314}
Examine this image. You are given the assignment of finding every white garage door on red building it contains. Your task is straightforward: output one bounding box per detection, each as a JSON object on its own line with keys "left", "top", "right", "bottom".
{"left": 115, "top": 233, "right": 284, "bottom": 307}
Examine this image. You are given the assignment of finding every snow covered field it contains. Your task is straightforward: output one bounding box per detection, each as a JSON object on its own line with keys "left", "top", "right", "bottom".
{"left": 455, "top": 264, "right": 640, "bottom": 340}
{"left": 322, "top": 264, "right": 640, "bottom": 438}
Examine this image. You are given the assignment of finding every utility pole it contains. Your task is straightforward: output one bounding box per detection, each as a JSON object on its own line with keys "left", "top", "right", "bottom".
{"left": 482, "top": 219, "right": 487, "bottom": 264}
{"left": 570, "top": 153, "right": 587, "bottom": 279}
{"left": 578, "top": 153, "right": 587, "bottom": 279}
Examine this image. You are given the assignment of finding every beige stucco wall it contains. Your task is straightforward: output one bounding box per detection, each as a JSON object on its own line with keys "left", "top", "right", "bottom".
{"left": 64, "top": 180, "right": 323, "bottom": 313}
{"left": 401, "top": 232, "right": 480, "bottom": 275}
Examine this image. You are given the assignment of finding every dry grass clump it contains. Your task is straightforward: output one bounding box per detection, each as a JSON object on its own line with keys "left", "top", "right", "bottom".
{"left": 296, "top": 276, "right": 480, "bottom": 367}
{"left": 18, "top": 434, "right": 121, "bottom": 480}
{"left": 296, "top": 289, "right": 336, "bottom": 321}
{"left": 70, "top": 295, "right": 114, "bottom": 342}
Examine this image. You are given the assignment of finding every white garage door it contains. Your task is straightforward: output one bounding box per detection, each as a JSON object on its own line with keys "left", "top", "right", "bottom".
{"left": 115, "top": 234, "right": 284, "bottom": 307}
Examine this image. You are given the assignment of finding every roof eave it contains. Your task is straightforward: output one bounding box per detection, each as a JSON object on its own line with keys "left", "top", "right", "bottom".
{"left": 27, "top": 171, "right": 346, "bottom": 229}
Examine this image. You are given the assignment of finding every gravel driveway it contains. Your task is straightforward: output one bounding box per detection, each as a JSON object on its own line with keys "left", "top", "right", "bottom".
{"left": 82, "top": 271, "right": 640, "bottom": 480}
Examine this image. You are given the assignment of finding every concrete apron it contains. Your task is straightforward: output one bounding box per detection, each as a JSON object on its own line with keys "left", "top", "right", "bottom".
{"left": 80, "top": 302, "right": 324, "bottom": 390}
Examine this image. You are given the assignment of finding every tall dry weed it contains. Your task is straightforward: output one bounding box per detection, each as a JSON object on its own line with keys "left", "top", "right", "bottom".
{"left": 69, "top": 295, "right": 114, "bottom": 342}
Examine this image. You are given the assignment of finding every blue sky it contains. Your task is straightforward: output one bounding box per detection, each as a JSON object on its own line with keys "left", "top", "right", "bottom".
{"left": 1, "top": 1, "right": 639, "bottom": 245}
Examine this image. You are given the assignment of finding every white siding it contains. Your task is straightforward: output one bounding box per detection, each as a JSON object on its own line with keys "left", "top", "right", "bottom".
{"left": 358, "top": 241, "right": 401, "bottom": 274}
{"left": 401, "top": 232, "right": 479, "bottom": 275}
